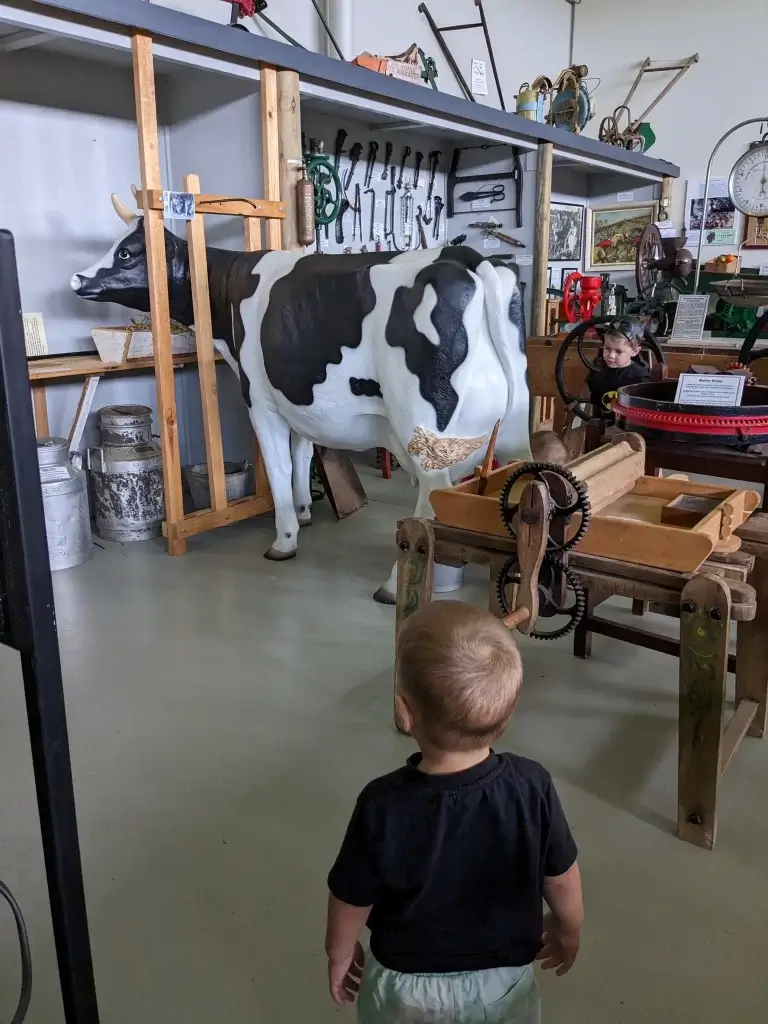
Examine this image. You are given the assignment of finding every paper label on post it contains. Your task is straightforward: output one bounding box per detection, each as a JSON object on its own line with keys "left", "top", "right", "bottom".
{"left": 472, "top": 196, "right": 492, "bottom": 212}
{"left": 483, "top": 236, "right": 501, "bottom": 250}
{"left": 617, "top": 191, "right": 634, "bottom": 202}
{"left": 375, "top": 199, "right": 385, "bottom": 208}
{"left": 162, "top": 191, "right": 195, "bottom": 220}
{"left": 670, "top": 294, "right": 709, "bottom": 341}
{"left": 22, "top": 313, "right": 48, "bottom": 357}
{"left": 674, "top": 373, "right": 745, "bottom": 407}
{"left": 515, "top": 254, "right": 533, "bottom": 265}
{"left": 471, "top": 59, "right": 488, "bottom": 96}
{"left": 759, "top": 263, "right": 768, "bottom": 276}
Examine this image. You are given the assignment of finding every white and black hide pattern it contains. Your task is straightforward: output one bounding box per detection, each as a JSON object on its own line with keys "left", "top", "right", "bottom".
{"left": 72, "top": 214, "right": 531, "bottom": 602}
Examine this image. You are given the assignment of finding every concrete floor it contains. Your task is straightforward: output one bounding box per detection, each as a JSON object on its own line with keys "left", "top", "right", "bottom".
{"left": 1, "top": 465, "right": 768, "bottom": 1023}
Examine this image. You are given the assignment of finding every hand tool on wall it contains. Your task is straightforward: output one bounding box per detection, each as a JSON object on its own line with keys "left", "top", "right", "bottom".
{"left": 459, "top": 183, "right": 505, "bottom": 204}
{"left": 412, "top": 151, "right": 424, "bottom": 190}
{"left": 327, "top": 129, "right": 348, "bottom": 239}
{"left": 335, "top": 197, "right": 349, "bottom": 244}
{"left": 416, "top": 206, "right": 428, "bottom": 249}
{"left": 364, "top": 187, "right": 376, "bottom": 242}
{"left": 469, "top": 221, "right": 526, "bottom": 247}
{"left": 364, "top": 141, "right": 379, "bottom": 188}
{"left": 417, "top": 0, "right": 506, "bottom": 110}
{"left": 397, "top": 146, "right": 411, "bottom": 190}
{"left": 384, "top": 166, "right": 397, "bottom": 247}
{"left": 352, "top": 184, "right": 363, "bottom": 241}
{"left": 343, "top": 142, "right": 363, "bottom": 191}
{"left": 432, "top": 196, "right": 444, "bottom": 240}
{"left": 381, "top": 141, "right": 393, "bottom": 180}
{"left": 447, "top": 144, "right": 523, "bottom": 227}
{"left": 423, "top": 151, "right": 441, "bottom": 223}
{"left": 401, "top": 185, "right": 415, "bottom": 250}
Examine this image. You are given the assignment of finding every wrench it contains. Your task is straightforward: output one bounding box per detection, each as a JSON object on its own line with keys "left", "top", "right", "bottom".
{"left": 364, "top": 187, "right": 376, "bottom": 242}
{"left": 397, "top": 146, "right": 411, "bottom": 190}
{"left": 352, "top": 184, "right": 362, "bottom": 241}
{"left": 432, "top": 196, "right": 444, "bottom": 240}
{"left": 424, "top": 150, "right": 441, "bottom": 223}
{"left": 364, "top": 141, "right": 379, "bottom": 188}
{"left": 416, "top": 205, "right": 428, "bottom": 249}
{"left": 381, "top": 141, "right": 393, "bottom": 180}
{"left": 412, "top": 151, "right": 424, "bottom": 190}
{"left": 343, "top": 142, "right": 363, "bottom": 191}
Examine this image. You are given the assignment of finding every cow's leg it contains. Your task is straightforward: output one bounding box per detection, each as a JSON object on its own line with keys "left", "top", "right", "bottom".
{"left": 291, "top": 432, "right": 314, "bottom": 527}
{"left": 249, "top": 409, "right": 300, "bottom": 560}
{"left": 373, "top": 467, "right": 451, "bottom": 604}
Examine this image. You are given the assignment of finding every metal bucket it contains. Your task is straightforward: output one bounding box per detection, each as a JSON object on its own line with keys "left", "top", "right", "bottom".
{"left": 97, "top": 404, "right": 152, "bottom": 447}
{"left": 37, "top": 437, "right": 93, "bottom": 571}
{"left": 433, "top": 563, "right": 464, "bottom": 594}
{"left": 184, "top": 462, "right": 250, "bottom": 511}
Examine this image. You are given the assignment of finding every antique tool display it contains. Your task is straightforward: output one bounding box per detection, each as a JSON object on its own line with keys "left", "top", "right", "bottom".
{"left": 598, "top": 54, "right": 699, "bottom": 153}
{"left": 364, "top": 141, "right": 379, "bottom": 187}
{"left": 548, "top": 65, "right": 595, "bottom": 134}
{"left": 515, "top": 77, "right": 550, "bottom": 122}
{"left": 447, "top": 144, "right": 523, "bottom": 225}
{"left": 352, "top": 42, "right": 437, "bottom": 86}
{"left": 424, "top": 150, "right": 441, "bottom": 222}
{"left": 468, "top": 221, "right": 525, "bottom": 248}
{"left": 627, "top": 224, "right": 693, "bottom": 335}
{"left": 562, "top": 271, "right": 603, "bottom": 323}
{"left": 397, "top": 146, "right": 411, "bottom": 189}
{"left": 418, "top": 0, "right": 506, "bottom": 110}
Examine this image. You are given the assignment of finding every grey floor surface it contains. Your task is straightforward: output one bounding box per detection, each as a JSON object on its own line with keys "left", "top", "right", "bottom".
{"left": 1, "top": 465, "right": 767, "bottom": 1022}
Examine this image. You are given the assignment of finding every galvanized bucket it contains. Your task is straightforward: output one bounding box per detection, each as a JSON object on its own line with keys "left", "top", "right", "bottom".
{"left": 37, "top": 437, "right": 93, "bottom": 571}
{"left": 184, "top": 461, "right": 251, "bottom": 511}
{"left": 97, "top": 404, "right": 152, "bottom": 447}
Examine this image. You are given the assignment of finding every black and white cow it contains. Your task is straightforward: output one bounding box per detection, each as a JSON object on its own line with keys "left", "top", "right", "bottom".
{"left": 72, "top": 194, "right": 531, "bottom": 602}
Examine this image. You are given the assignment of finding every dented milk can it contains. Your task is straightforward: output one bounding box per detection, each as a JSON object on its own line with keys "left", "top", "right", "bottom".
{"left": 87, "top": 405, "right": 165, "bottom": 542}
{"left": 37, "top": 437, "right": 93, "bottom": 570}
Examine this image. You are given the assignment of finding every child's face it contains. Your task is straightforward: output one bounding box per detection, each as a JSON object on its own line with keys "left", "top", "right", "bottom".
{"left": 602, "top": 332, "right": 638, "bottom": 370}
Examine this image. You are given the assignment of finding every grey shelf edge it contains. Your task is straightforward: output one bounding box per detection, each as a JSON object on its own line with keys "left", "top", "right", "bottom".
{"left": 21, "top": 0, "right": 680, "bottom": 180}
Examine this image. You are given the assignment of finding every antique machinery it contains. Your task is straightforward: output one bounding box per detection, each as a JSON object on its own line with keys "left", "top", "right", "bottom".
{"left": 548, "top": 65, "right": 595, "bottom": 134}
{"left": 304, "top": 145, "right": 343, "bottom": 231}
{"left": 563, "top": 271, "right": 603, "bottom": 323}
{"left": 628, "top": 224, "right": 693, "bottom": 336}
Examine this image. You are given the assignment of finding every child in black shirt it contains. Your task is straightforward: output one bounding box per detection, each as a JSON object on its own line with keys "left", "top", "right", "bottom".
{"left": 326, "top": 601, "right": 583, "bottom": 1022}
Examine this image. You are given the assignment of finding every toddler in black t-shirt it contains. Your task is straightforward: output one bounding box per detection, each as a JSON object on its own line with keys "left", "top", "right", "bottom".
{"left": 325, "top": 601, "right": 583, "bottom": 1023}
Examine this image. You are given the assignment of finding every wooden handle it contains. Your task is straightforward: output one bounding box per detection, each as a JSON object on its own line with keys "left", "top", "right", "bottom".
{"left": 503, "top": 606, "right": 530, "bottom": 629}
{"left": 477, "top": 420, "right": 501, "bottom": 496}
{"left": 505, "top": 480, "right": 550, "bottom": 635}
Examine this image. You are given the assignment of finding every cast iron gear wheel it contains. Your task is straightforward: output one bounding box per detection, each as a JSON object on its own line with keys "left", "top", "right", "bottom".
{"left": 499, "top": 462, "right": 591, "bottom": 553}
{"left": 496, "top": 552, "right": 586, "bottom": 641}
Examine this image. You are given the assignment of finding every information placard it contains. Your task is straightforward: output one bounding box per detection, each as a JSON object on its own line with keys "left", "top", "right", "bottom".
{"left": 670, "top": 294, "right": 710, "bottom": 341}
{"left": 674, "top": 373, "right": 745, "bottom": 407}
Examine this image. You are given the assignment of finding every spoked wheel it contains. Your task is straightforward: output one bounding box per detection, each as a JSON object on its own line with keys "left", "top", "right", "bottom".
{"left": 496, "top": 552, "right": 586, "bottom": 640}
{"left": 554, "top": 315, "right": 666, "bottom": 422}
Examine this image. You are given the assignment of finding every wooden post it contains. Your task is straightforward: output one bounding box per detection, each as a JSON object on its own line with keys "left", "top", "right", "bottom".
{"left": 184, "top": 172, "right": 227, "bottom": 512}
{"left": 260, "top": 65, "right": 282, "bottom": 250}
{"left": 277, "top": 69, "right": 302, "bottom": 251}
{"left": 735, "top": 554, "right": 768, "bottom": 738}
{"left": 394, "top": 518, "right": 434, "bottom": 733}
{"left": 32, "top": 385, "right": 49, "bottom": 438}
{"left": 132, "top": 30, "right": 186, "bottom": 555}
{"left": 531, "top": 142, "right": 553, "bottom": 339}
{"left": 678, "top": 573, "right": 730, "bottom": 849}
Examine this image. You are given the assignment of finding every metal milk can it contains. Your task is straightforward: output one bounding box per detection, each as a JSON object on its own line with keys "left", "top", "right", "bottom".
{"left": 37, "top": 437, "right": 93, "bottom": 571}
{"left": 87, "top": 405, "right": 165, "bottom": 542}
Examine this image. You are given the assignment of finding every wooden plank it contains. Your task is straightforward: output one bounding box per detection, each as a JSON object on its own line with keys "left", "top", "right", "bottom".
{"left": 531, "top": 142, "right": 553, "bottom": 337}
{"left": 735, "top": 555, "right": 768, "bottom": 738}
{"left": 28, "top": 351, "right": 220, "bottom": 382}
{"left": 67, "top": 374, "right": 100, "bottom": 453}
{"left": 314, "top": 447, "right": 368, "bottom": 519}
{"left": 506, "top": 481, "right": 548, "bottom": 635}
{"left": 678, "top": 574, "right": 730, "bottom": 850}
{"left": 277, "top": 69, "right": 302, "bottom": 251}
{"left": 184, "top": 172, "right": 227, "bottom": 513}
{"left": 243, "top": 217, "right": 262, "bottom": 251}
{"left": 576, "top": 516, "right": 714, "bottom": 573}
{"left": 132, "top": 30, "right": 186, "bottom": 555}
{"left": 31, "top": 384, "right": 49, "bottom": 438}
{"left": 720, "top": 700, "right": 759, "bottom": 776}
{"left": 260, "top": 65, "right": 282, "bottom": 250}
{"left": 395, "top": 519, "right": 435, "bottom": 733}
{"left": 136, "top": 188, "right": 285, "bottom": 219}
{"left": 241, "top": 212, "right": 273, "bottom": 507}
{"left": 164, "top": 494, "right": 274, "bottom": 540}
{"left": 735, "top": 512, "right": 768, "bottom": 550}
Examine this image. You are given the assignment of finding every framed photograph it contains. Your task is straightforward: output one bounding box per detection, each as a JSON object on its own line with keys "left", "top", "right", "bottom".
{"left": 549, "top": 202, "right": 584, "bottom": 261}
{"left": 742, "top": 214, "right": 768, "bottom": 249}
{"left": 585, "top": 201, "right": 658, "bottom": 272}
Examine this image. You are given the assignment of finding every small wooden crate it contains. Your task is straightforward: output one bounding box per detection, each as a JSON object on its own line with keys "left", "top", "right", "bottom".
{"left": 92, "top": 326, "right": 196, "bottom": 365}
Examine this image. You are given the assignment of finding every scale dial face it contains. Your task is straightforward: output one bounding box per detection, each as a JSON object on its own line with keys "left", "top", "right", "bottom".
{"left": 728, "top": 143, "right": 768, "bottom": 216}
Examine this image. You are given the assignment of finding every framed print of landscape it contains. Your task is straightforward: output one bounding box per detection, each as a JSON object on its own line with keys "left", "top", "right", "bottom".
{"left": 585, "top": 202, "right": 658, "bottom": 272}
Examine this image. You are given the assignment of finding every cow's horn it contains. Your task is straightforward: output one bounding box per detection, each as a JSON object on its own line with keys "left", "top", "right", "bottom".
{"left": 131, "top": 183, "right": 139, "bottom": 199}
{"left": 111, "top": 193, "right": 135, "bottom": 225}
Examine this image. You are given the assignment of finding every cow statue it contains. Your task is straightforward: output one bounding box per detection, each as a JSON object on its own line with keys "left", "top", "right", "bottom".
{"left": 71, "top": 194, "right": 531, "bottom": 603}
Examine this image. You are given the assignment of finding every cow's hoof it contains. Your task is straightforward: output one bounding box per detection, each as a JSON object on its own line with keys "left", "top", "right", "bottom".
{"left": 264, "top": 547, "right": 297, "bottom": 562}
{"left": 373, "top": 586, "right": 397, "bottom": 605}
{"left": 298, "top": 516, "right": 312, "bottom": 528}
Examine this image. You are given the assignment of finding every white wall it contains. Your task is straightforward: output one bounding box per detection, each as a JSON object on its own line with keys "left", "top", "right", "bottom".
{"left": 155, "top": 0, "right": 572, "bottom": 109}
{"left": 0, "top": 50, "right": 170, "bottom": 445}
{"left": 574, "top": 0, "right": 768, "bottom": 267}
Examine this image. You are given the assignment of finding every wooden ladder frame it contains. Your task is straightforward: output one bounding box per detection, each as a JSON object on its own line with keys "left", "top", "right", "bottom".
{"left": 132, "top": 30, "right": 285, "bottom": 554}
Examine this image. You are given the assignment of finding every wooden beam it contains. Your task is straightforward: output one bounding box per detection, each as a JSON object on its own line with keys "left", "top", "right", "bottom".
{"left": 183, "top": 173, "right": 227, "bottom": 513}
{"left": 132, "top": 30, "right": 186, "bottom": 555}
{"left": 395, "top": 519, "right": 435, "bottom": 733}
{"left": 241, "top": 215, "right": 272, "bottom": 506}
{"left": 135, "top": 189, "right": 285, "bottom": 219}
{"left": 243, "top": 218, "right": 263, "bottom": 251}
{"left": 277, "top": 69, "right": 302, "bottom": 251}
{"left": 32, "top": 385, "right": 49, "bottom": 438}
{"left": 735, "top": 554, "right": 768, "bottom": 737}
{"left": 164, "top": 494, "right": 275, "bottom": 540}
{"left": 531, "top": 142, "right": 553, "bottom": 338}
{"left": 260, "top": 65, "right": 282, "bottom": 250}
{"left": 678, "top": 574, "right": 730, "bottom": 850}
{"left": 720, "top": 699, "right": 759, "bottom": 776}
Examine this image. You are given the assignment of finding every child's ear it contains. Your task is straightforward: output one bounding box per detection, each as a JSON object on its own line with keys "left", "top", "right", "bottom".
{"left": 395, "top": 692, "right": 415, "bottom": 736}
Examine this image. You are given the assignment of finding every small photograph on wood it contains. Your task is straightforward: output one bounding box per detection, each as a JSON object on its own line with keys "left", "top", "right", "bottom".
{"left": 549, "top": 202, "right": 584, "bottom": 262}
{"left": 162, "top": 191, "right": 195, "bottom": 220}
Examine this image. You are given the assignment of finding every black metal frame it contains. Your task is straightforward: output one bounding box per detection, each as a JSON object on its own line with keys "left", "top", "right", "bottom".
{"left": 0, "top": 231, "right": 100, "bottom": 1023}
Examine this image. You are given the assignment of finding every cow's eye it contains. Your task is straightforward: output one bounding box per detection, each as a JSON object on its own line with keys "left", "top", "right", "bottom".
{"left": 117, "top": 247, "right": 131, "bottom": 260}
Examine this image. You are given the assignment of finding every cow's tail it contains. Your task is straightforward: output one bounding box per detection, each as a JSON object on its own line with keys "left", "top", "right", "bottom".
{"left": 475, "top": 260, "right": 532, "bottom": 462}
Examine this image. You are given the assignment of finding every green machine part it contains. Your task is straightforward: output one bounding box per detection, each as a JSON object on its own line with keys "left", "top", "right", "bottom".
{"left": 305, "top": 153, "right": 343, "bottom": 226}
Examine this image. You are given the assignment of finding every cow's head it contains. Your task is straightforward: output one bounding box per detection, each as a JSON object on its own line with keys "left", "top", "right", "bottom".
{"left": 70, "top": 194, "right": 193, "bottom": 325}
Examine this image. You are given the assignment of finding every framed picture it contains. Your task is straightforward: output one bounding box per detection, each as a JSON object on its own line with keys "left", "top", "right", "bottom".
{"left": 549, "top": 202, "right": 584, "bottom": 261}
{"left": 585, "top": 201, "right": 658, "bottom": 272}
{"left": 742, "top": 215, "right": 768, "bottom": 249}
